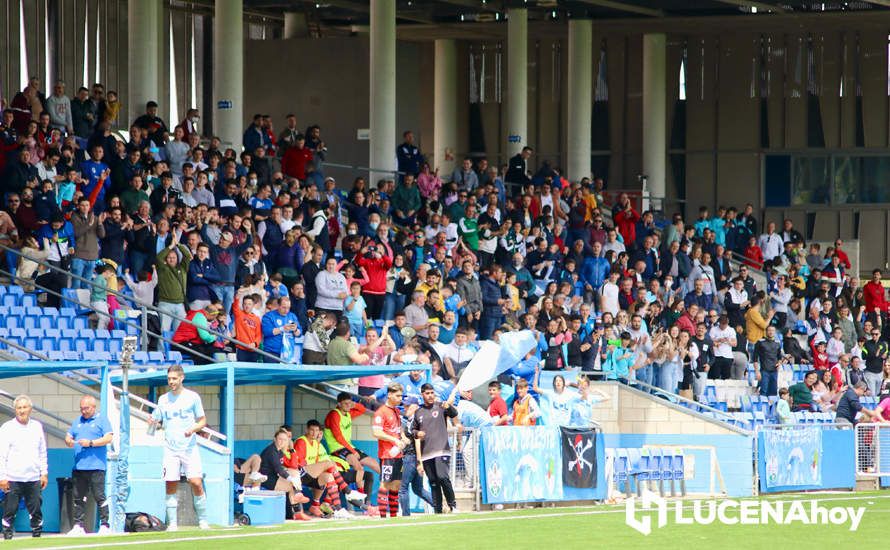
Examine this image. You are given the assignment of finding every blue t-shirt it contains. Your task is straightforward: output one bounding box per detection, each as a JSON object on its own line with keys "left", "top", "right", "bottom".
{"left": 68, "top": 414, "right": 113, "bottom": 470}
{"left": 249, "top": 196, "right": 273, "bottom": 212}
{"left": 344, "top": 295, "right": 367, "bottom": 326}
{"left": 152, "top": 388, "right": 205, "bottom": 452}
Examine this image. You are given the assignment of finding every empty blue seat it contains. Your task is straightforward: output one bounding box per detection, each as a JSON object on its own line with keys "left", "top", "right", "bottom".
{"left": 72, "top": 317, "right": 88, "bottom": 330}
{"left": 38, "top": 316, "right": 55, "bottom": 330}
{"left": 23, "top": 337, "right": 39, "bottom": 351}
{"left": 132, "top": 351, "right": 149, "bottom": 364}
{"left": 0, "top": 306, "right": 8, "bottom": 316}
{"left": 108, "top": 340, "right": 122, "bottom": 355}
{"left": 95, "top": 329, "right": 111, "bottom": 340}
{"left": 25, "top": 327, "right": 43, "bottom": 338}
{"left": 59, "top": 307, "right": 75, "bottom": 317}
{"left": 111, "top": 330, "right": 126, "bottom": 340}
{"left": 63, "top": 351, "right": 80, "bottom": 361}
{"left": 20, "top": 295, "right": 37, "bottom": 308}
{"left": 81, "top": 329, "right": 96, "bottom": 340}
{"left": 46, "top": 351, "right": 66, "bottom": 361}
{"left": 57, "top": 338, "right": 73, "bottom": 352}
{"left": 93, "top": 340, "right": 108, "bottom": 353}
{"left": 93, "top": 351, "right": 112, "bottom": 362}
{"left": 55, "top": 317, "right": 71, "bottom": 330}
{"left": 40, "top": 306, "right": 58, "bottom": 316}
{"left": 168, "top": 351, "right": 183, "bottom": 364}
{"left": 74, "top": 339, "right": 89, "bottom": 353}
{"left": 22, "top": 317, "right": 38, "bottom": 330}
{"left": 62, "top": 329, "right": 79, "bottom": 340}
{"left": 9, "top": 328, "right": 26, "bottom": 339}
{"left": 1, "top": 295, "right": 16, "bottom": 308}
{"left": 148, "top": 351, "right": 165, "bottom": 363}
{"left": 7, "top": 286, "right": 23, "bottom": 297}
{"left": 44, "top": 328, "right": 60, "bottom": 339}
{"left": 38, "top": 340, "right": 55, "bottom": 353}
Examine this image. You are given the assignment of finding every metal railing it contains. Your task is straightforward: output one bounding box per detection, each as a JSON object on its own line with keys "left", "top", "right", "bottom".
{"left": 449, "top": 427, "right": 481, "bottom": 511}
{"left": 618, "top": 376, "right": 742, "bottom": 426}
{"left": 855, "top": 423, "right": 890, "bottom": 477}
{"left": 0, "top": 332, "right": 229, "bottom": 443}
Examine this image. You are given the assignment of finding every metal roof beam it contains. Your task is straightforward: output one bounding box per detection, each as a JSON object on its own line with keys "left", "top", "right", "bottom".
{"left": 575, "top": 0, "right": 664, "bottom": 17}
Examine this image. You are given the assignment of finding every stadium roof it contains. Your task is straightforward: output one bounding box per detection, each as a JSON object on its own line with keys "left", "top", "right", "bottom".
{"left": 243, "top": 0, "right": 888, "bottom": 27}
{"left": 111, "top": 362, "right": 430, "bottom": 387}
{"left": 0, "top": 361, "right": 107, "bottom": 379}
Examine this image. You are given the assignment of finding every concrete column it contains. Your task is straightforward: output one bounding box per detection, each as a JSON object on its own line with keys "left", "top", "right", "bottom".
{"left": 506, "top": 8, "right": 528, "bottom": 159}
{"left": 642, "top": 33, "right": 667, "bottom": 211}
{"left": 567, "top": 19, "right": 593, "bottom": 184}
{"left": 434, "top": 39, "right": 458, "bottom": 176}
{"left": 127, "top": 0, "right": 160, "bottom": 124}
{"left": 369, "top": 0, "right": 396, "bottom": 180}
{"left": 283, "top": 12, "right": 306, "bottom": 39}
{"left": 213, "top": 0, "right": 243, "bottom": 150}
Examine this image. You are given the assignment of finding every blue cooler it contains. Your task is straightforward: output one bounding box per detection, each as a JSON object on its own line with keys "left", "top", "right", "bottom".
{"left": 242, "top": 490, "right": 286, "bottom": 526}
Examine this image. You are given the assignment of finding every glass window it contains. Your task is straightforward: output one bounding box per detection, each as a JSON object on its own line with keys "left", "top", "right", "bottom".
{"left": 791, "top": 156, "right": 830, "bottom": 205}
{"left": 859, "top": 157, "right": 890, "bottom": 204}
{"left": 832, "top": 156, "right": 860, "bottom": 204}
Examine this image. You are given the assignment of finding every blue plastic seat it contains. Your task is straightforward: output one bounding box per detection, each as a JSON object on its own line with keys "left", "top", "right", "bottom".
{"left": 23, "top": 337, "right": 39, "bottom": 351}
{"left": 94, "top": 351, "right": 112, "bottom": 362}
{"left": 111, "top": 330, "right": 126, "bottom": 340}
{"left": 132, "top": 351, "right": 149, "bottom": 364}
{"left": 614, "top": 449, "right": 629, "bottom": 484}
{"left": 72, "top": 317, "right": 88, "bottom": 330}
{"left": 59, "top": 307, "right": 75, "bottom": 318}
{"left": 38, "top": 316, "right": 55, "bottom": 330}
{"left": 74, "top": 339, "right": 89, "bottom": 353}
{"left": 93, "top": 340, "right": 108, "bottom": 353}
{"left": 57, "top": 338, "right": 73, "bottom": 352}
{"left": 22, "top": 316, "right": 38, "bottom": 330}
{"left": 95, "top": 329, "right": 111, "bottom": 340}
{"left": 108, "top": 340, "right": 122, "bottom": 355}
{"left": 1, "top": 295, "right": 17, "bottom": 308}
{"left": 168, "top": 351, "right": 183, "bottom": 364}
{"left": 47, "top": 351, "right": 66, "bottom": 361}
{"left": 63, "top": 351, "right": 80, "bottom": 361}
{"left": 25, "top": 328, "right": 43, "bottom": 338}
{"left": 81, "top": 329, "right": 96, "bottom": 340}
{"left": 44, "top": 328, "right": 60, "bottom": 340}
{"left": 20, "top": 294, "right": 37, "bottom": 308}
{"left": 7, "top": 286, "right": 23, "bottom": 297}
{"left": 148, "top": 351, "right": 165, "bottom": 364}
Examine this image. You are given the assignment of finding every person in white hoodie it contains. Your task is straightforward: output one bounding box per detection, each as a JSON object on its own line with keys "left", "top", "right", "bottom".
{"left": 314, "top": 257, "right": 348, "bottom": 317}
{"left": 0, "top": 395, "right": 47, "bottom": 540}
{"left": 45, "top": 81, "right": 73, "bottom": 134}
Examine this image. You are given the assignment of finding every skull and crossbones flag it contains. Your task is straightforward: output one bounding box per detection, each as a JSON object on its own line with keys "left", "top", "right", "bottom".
{"left": 560, "top": 427, "right": 597, "bottom": 488}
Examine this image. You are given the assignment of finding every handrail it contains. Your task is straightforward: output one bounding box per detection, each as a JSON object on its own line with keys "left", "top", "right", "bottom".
{"left": 0, "top": 388, "right": 71, "bottom": 426}
{"left": 0, "top": 401, "right": 69, "bottom": 440}
{"left": 618, "top": 376, "right": 739, "bottom": 423}
{"left": 0, "top": 334, "right": 229, "bottom": 443}
{"left": 729, "top": 249, "right": 766, "bottom": 273}
{"left": 0, "top": 267, "right": 218, "bottom": 365}
{"left": 0, "top": 242, "right": 287, "bottom": 365}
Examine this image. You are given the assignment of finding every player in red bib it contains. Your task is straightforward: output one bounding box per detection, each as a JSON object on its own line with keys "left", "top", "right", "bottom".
{"left": 372, "top": 382, "right": 407, "bottom": 518}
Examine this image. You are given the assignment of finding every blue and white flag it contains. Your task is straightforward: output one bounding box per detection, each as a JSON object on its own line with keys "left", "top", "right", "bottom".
{"left": 458, "top": 330, "right": 538, "bottom": 391}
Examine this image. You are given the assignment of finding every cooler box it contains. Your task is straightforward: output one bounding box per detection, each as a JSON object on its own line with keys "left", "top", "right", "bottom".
{"left": 242, "top": 490, "right": 286, "bottom": 526}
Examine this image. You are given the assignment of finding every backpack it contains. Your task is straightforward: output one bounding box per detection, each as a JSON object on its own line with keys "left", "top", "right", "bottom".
{"left": 125, "top": 512, "right": 167, "bottom": 532}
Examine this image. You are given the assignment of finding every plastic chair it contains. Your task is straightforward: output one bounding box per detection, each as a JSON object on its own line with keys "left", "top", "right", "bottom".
{"left": 72, "top": 317, "right": 89, "bottom": 330}
{"left": 1, "top": 295, "right": 17, "bottom": 309}
{"left": 20, "top": 294, "right": 37, "bottom": 308}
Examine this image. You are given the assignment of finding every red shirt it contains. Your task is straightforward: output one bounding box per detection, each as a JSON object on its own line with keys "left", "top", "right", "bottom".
{"left": 282, "top": 146, "right": 314, "bottom": 180}
{"left": 373, "top": 404, "right": 402, "bottom": 459}
{"left": 863, "top": 280, "right": 889, "bottom": 313}
{"left": 488, "top": 396, "right": 507, "bottom": 419}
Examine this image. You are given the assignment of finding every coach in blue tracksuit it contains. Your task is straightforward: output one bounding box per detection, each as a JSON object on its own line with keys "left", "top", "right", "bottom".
{"left": 65, "top": 395, "right": 113, "bottom": 535}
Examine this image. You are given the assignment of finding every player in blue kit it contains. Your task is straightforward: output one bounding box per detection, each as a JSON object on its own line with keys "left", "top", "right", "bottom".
{"left": 149, "top": 365, "right": 209, "bottom": 530}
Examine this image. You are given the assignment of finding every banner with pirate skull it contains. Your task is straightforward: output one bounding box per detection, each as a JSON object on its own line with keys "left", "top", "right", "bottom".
{"left": 560, "top": 427, "right": 597, "bottom": 488}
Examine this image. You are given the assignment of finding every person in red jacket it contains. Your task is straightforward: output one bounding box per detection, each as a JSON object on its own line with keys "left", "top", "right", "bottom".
{"left": 864, "top": 269, "right": 890, "bottom": 314}
{"left": 613, "top": 200, "right": 640, "bottom": 251}
{"left": 743, "top": 236, "right": 764, "bottom": 269}
{"left": 355, "top": 240, "right": 393, "bottom": 320}
{"left": 281, "top": 134, "right": 313, "bottom": 181}
{"left": 833, "top": 239, "right": 852, "bottom": 270}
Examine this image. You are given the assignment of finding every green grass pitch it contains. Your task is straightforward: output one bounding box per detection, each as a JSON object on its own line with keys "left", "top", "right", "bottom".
{"left": 6, "top": 492, "right": 888, "bottom": 549}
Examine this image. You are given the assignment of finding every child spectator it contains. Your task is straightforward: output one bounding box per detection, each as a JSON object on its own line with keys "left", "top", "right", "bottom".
{"left": 511, "top": 379, "right": 540, "bottom": 426}
{"left": 776, "top": 387, "right": 793, "bottom": 423}
{"left": 344, "top": 281, "right": 368, "bottom": 338}
{"left": 90, "top": 264, "right": 115, "bottom": 330}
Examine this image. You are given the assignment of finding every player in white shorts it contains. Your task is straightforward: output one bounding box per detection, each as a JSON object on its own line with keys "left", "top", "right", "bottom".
{"left": 149, "top": 365, "right": 209, "bottom": 530}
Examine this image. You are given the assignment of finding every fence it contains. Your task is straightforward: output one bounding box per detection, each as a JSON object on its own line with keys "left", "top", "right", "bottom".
{"left": 450, "top": 427, "right": 481, "bottom": 511}
{"left": 755, "top": 423, "right": 855, "bottom": 494}
{"left": 854, "top": 423, "right": 890, "bottom": 477}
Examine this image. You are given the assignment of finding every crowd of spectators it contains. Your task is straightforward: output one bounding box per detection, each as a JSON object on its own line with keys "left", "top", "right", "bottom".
{"left": 4, "top": 76, "right": 890, "bottom": 425}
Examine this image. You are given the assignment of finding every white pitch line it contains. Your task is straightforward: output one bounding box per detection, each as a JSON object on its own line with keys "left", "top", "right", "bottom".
{"left": 38, "top": 493, "right": 890, "bottom": 550}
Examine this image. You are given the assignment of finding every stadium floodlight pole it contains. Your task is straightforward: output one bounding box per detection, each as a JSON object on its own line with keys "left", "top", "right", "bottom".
{"left": 113, "top": 337, "right": 137, "bottom": 533}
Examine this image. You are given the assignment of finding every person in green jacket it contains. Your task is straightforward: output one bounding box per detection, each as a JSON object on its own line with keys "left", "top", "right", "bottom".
{"left": 156, "top": 235, "right": 192, "bottom": 334}
{"left": 391, "top": 174, "right": 421, "bottom": 227}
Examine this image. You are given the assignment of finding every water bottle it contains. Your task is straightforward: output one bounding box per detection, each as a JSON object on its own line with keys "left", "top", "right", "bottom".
{"left": 147, "top": 419, "right": 161, "bottom": 436}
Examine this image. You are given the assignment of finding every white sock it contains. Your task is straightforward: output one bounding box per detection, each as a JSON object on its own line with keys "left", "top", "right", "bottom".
{"left": 165, "top": 495, "right": 178, "bottom": 526}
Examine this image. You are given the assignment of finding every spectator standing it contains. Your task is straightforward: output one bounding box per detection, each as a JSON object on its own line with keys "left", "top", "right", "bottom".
{"left": 708, "top": 315, "right": 736, "bottom": 380}
{"left": 505, "top": 146, "right": 532, "bottom": 187}
{"left": 327, "top": 321, "right": 370, "bottom": 365}
{"left": 753, "top": 325, "right": 782, "bottom": 397}
{"left": 314, "top": 257, "right": 348, "bottom": 319}
{"left": 45, "top": 81, "right": 73, "bottom": 134}
{"left": 232, "top": 293, "right": 262, "bottom": 362}
{"left": 0, "top": 395, "right": 47, "bottom": 540}
{"left": 64, "top": 395, "right": 113, "bottom": 536}
{"left": 156, "top": 240, "right": 192, "bottom": 333}
{"left": 862, "top": 328, "right": 888, "bottom": 398}
{"left": 396, "top": 131, "right": 424, "bottom": 177}
{"left": 70, "top": 87, "right": 93, "bottom": 139}
{"left": 132, "top": 101, "right": 169, "bottom": 146}
{"left": 70, "top": 197, "right": 106, "bottom": 288}
{"left": 261, "top": 296, "right": 301, "bottom": 361}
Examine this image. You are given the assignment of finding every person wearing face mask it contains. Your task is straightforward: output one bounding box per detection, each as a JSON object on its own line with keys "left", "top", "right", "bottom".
{"left": 178, "top": 108, "right": 200, "bottom": 141}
